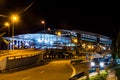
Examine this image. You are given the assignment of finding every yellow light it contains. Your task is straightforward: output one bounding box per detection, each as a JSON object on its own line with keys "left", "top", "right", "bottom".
{"left": 82, "top": 43, "right": 86, "bottom": 48}
{"left": 73, "top": 38, "right": 78, "bottom": 43}
{"left": 13, "top": 17, "right": 17, "bottom": 21}
{"left": 48, "top": 28, "right": 51, "bottom": 31}
{"left": 11, "top": 14, "right": 19, "bottom": 22}
{"left": 4, "top": 22, "right": 10, "bottom": 27}
{"left": 91, "top": 46, "right": 94, "bottom": 49}
{"left": 57, "top": 31, "right": 61, "bottom": 36}
{"left": 88, "top": 45, "right": 91, "bottom": 49}
{"left": 41, "top": 20, "right": 45, "bottom": 24}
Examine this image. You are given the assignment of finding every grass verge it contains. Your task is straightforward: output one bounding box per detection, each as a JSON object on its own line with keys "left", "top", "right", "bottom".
{"left": 81, "top": 71, "right": 108, "bottom": 80}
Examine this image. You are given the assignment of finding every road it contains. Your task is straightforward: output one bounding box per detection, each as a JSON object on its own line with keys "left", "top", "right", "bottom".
{"left": 0, "top": 60, "right": 73, "bottom": 80}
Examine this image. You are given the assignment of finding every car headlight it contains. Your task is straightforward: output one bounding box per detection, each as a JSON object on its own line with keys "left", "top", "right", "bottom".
{"left": 100, "top": 62, "right": 104, "bottom": 67}
{"left": 91, "top": 62, "right": 95, "bottom": 66}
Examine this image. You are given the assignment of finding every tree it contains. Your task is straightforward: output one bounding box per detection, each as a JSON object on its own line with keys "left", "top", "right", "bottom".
{"left": 0, "top": 36, "right": 8, "bottom": 50}
{"left": 111, "top": 28, "right": 120, "bottom": 64}
{"left": 111, "top": 38, "right": 117, "bottom": 59}
{"left": 0, "top": 32, "right": 9, "bottom": 50}
{"left": 116, "top": 29, "right": 120, "bottom": 57}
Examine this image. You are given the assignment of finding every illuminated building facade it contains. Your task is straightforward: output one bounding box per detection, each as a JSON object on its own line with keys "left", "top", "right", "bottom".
{"left": 4, "top": 29, "right": 112, "bottom": 50}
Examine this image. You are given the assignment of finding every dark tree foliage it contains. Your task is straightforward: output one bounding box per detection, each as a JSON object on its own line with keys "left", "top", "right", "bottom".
{"left": 111, "top": 29, "right": 120, "bottom": 61}
{"left": 116, "top": 29, "right": 120, "bottom": 57}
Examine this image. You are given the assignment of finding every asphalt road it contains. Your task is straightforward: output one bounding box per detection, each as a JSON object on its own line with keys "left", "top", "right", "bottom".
{"left": 0, "top": 60, "right": 73, "bottom": 80}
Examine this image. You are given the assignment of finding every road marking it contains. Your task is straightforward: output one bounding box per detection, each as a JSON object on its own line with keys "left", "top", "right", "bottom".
{"left": 40, "top": 70, "right": 45, "bottom": 73}
{"left": 22, "top": 76, "right": 31, "bottom": 80}
{"left": 70, "top": 65, "right": 76, "bottom": 77}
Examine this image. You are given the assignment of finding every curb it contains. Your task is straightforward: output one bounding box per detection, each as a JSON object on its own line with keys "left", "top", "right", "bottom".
{"left": 69, "top": 72, "right": 84, "bottom": 80}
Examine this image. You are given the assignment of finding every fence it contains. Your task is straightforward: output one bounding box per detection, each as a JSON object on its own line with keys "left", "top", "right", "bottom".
{"left": 0, "top": 51, "right": 43, "bottom": 71}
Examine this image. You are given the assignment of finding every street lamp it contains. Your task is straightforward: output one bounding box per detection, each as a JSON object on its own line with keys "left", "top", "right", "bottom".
{"left": 48, "top": 28, "right": 51, "bottom": 48}
{"left": 11, "top": 14, "right": 19, "bottom": 50}
{"left": 4, "top": 22, "right": 10, "bottom": 37}
{"left": 41, "top": 20, "right": 45, "bottom": 31}
{"left": 41, "top": 20, "right": 45, "bottom": 48}
{"left": 4, "top": 22, "right": 10, "bottom": 50}
{"left": 4, "top": 22, "right": 10, "bottom": 27}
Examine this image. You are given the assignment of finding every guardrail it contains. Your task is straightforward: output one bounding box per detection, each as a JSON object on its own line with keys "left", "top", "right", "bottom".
{"left": 70, "top": 59, "right": 83, "bottom": 64}
{"left": 6, "top": 53, "right": 43, "bottom": 70}
{"left": 69, "top": 72, "right": 85, "bottom": 80}
{"left": 70, "top": 59, "right": 90, "bottom": 80}
{"left": 0, "top": 51, "right": 43, "bottom": 71}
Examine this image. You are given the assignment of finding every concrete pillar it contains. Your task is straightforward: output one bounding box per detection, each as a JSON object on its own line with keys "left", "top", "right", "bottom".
{"left": 16, "top": 40, "right": 18, "bottom": 48}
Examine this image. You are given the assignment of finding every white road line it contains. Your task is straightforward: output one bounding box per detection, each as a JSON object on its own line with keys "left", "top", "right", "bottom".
{"left": 70, "top": 65, "right": 76, "bottom": 77}
{"left": 22, "top": 76, "right": 31, "bottom": 80}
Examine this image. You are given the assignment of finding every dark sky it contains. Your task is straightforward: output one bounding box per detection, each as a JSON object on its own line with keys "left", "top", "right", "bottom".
{"left": 0, "top": 0, "right": 120, "bottom": 38}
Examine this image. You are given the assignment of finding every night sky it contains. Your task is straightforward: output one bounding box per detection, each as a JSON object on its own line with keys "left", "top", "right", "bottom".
{"left": 0, "top": 0, "right": 120, "bottom": 38}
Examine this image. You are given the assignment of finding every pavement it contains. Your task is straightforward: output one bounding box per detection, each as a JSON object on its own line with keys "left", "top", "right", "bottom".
{"left": 0, "top": 60, "right": 73, "bottom": 80}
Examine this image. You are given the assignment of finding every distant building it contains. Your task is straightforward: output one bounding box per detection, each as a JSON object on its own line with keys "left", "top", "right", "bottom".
{"left": 4, "top": 29, "right": 112, "bottom": 50}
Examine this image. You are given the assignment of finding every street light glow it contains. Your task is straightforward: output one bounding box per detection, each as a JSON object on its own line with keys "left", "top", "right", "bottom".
{"left": 73, "top": 38, "right": 78, "bottom": 43}
{"left": 11, "top": 14, "right": 19, "bottom": 22}
{"left": 13, "top": 17, "right": 17, "bottom": 21}
{"left": 88, "top": 45, "right": 91, "bottom": 49}
{"left": 4, "top": 22, "right": 10, "bottom": 27}
{"left": 41, "top": 20, "right": 45, "bottom": 30}
{"left": 41, "top": 20, "right": 45, "bottom": 24}
{"left": 82, "top": 43, "right": 86, "bottom": 48}
{"left": 10, "top": 14, "right": 19, "bottom": 50}
{"left": 57, "top": 31, "right": 61, "bottom": 36}
{"left": 48, "top": 28, "right": 51, "bottom": 31}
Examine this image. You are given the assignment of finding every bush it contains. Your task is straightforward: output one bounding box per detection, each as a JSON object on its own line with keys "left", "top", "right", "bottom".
{"left": 115, "top": 68, "right": 120, "bottom": 79}
{"left": 81, "top": 71, "right": 107, "bottom": 80}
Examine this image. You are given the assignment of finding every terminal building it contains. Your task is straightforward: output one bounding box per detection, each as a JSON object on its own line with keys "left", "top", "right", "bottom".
{"left": 4, "top": 29, "right": 112, "bottom": 51}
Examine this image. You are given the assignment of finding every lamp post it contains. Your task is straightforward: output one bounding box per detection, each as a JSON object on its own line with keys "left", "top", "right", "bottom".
{"left": 41, "top": 20, "right": 45, "bottom": 49}
{"left": 11, "top": 14, "right": 19, "bottom": 50}
{"left": 48, "top": 28, "right": 51, "bottom": 49}
{"left": 4, "top": 22, "right": 10, "bottom": 50}
{"left": 4, "top": 22, "right": 10, "bottom": 37}
{"left": 41, "top": 20, "right": 45, "bottom": 31}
